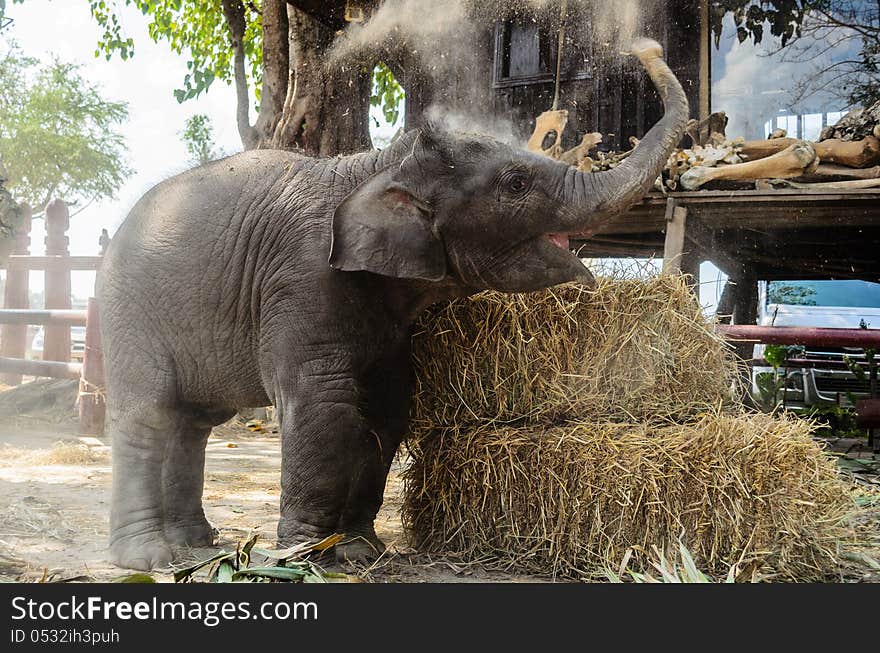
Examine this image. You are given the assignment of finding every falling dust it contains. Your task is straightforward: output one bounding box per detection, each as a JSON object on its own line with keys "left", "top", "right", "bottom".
{"left": 329, "top": 0, "right": 647, "bottom": 144}
{"left": 331, "top": 1, "right": 645, "bottom": 61}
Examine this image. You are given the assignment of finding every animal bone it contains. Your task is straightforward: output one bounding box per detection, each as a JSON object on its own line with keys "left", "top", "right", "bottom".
{"left": 817, "top": 136, "right": 880, "bottom": 167}
{"left": 762, "top": 177, "right": 880, "bottom": 191}
{"left": 528, "top": 110, "right": 568, "bottom": 158}
{"left": 796, "top": 164, "right": 880, "bottom": 182}
{"left": 560, "top": 132, "right": 603, "bottom": 166}
{"left": 742, "top": 136, "right": 880, "bottom": 168}
{"left": 680, "top": 142, "right": 818, "bottom": 190}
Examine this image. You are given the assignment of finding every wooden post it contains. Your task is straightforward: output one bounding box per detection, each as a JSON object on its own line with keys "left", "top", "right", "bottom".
{"left": 729, "top": 266, "right": 759, "bottom": 363}
{"left": 716, "top": 280, "right": 734, "bottom": 324}
{"left": 662, "top": 200, "right": 689, "bottom": 274}
{"left": 79, "top": 297, "right": 105, "bottom": 435}
{"left": 731, "top": 269, "right": 758, "bottom": 326}
{"left": 680, "top": 247, "right": 702, "bottom": 291}
{"left": 0, "top": 203, "right": 32, "bottom": 385}
{"left": 43, "top": 199, "right": 71, "bottom": 363}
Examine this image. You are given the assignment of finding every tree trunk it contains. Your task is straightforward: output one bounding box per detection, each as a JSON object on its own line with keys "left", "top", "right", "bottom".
{"left": 271, "top": 5, "right": 372, "bottom": 155}
{"left": 0, "top": 162, "right": 23, "bottom": 266}
{"left": 222, "top": 1, "right": 372, "bottom": 156}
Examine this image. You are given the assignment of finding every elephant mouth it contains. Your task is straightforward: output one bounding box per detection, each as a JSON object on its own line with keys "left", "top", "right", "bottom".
{"left": 532, "top": 232, "right": 596, "bottom": 289}
{"left": 545, "top": 228, "right": 598, "bottom": 252}
{"left": 546, "top": 233, "right": 570, "bottom": 250}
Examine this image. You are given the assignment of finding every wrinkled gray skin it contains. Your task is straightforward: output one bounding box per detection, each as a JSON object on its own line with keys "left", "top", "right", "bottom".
{"left": 100, "top": 39, "right": 688, "bottom": 570}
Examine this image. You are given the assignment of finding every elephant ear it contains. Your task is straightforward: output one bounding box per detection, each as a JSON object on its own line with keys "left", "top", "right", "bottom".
{"left": 329, "top": 167, "right": 447, "bottom": 281}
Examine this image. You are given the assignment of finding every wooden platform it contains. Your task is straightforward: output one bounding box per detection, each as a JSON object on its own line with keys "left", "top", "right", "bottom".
{"left": 573, "top": 189, "right": 880, "bottom": 282}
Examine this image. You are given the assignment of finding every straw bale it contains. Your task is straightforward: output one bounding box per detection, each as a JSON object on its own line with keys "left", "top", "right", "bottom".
{"left": 411, "top": 276, "right": 736, "bottom": 428}
{"left": 403, "top": 412, "right": 852, "bottom": 580}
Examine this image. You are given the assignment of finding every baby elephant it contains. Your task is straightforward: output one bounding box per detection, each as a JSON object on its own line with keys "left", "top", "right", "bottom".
{"left": 100, "top": 40, "right": 688, "bottom": 570}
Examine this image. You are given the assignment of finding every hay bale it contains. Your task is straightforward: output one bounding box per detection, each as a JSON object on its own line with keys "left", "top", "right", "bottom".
{"left": 406, "top": 275, "right": 853, "bottom": 580}
{"left": 403, "top": 412, "right": 853, "bottom": 580}
{"left": 411, "top": 276, "right": 736, "bottom": 427}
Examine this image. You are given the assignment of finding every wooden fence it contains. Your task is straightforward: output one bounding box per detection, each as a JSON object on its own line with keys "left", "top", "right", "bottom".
{"left": 0, "top": 199, "right": 105, "bottom": 434}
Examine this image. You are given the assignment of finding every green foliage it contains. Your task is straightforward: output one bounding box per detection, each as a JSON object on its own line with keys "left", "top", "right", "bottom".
{"left": 172, "top": 533, "right": 355, "bottom": 584}
{"left": 765, "top": 344, "right": 804, "bottom": 369}
{"left": 709, "top": 1, "right": 815, "bottom": 48}
{"left": 0, "top": 44, "right": 131, "bottom": 209}
{"left": 768, "top": 283, "right": 817, "bottom": 306}
{"left": 849, "top": 36, "right": 880, "bottom": 107}
{"left": 754, "top": 345, "right": 804, "bottom": 411}
{"left": 85, "top": 0, "right": 264, "bottom": 105}
{"left": 754, "top": 371, "right": 785, "bottom": 412}
{"left": 180, "top": 113, "right": 217, "bottom": 164}
{"left": 371, "top": 62, "right": 404, "bottom": 127}
{"left": 37, "top": 2, "right": 402, "bottom": 128}
{"left": 801, "top": 404, "right": 864, "bottom": 438}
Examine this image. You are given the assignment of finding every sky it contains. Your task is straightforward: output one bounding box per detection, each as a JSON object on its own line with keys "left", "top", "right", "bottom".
{"left": 1, "top": 0, "right": 399, "bottom": 302}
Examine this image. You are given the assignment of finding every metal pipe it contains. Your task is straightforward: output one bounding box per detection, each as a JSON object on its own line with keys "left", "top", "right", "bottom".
{"left": 2, "top": 255, "right": 102, "bottom": 271}
{"left": 718, "top": 325, "right": 880, "bottom": 348}
{"left": 750, "top": 357, "right": 872, "bottom": 370}
{"left": 0, "top": 309, "right": 87, "bottom": 326}
{"left": 0, "top": 357, "right": 82, "bottom": 380}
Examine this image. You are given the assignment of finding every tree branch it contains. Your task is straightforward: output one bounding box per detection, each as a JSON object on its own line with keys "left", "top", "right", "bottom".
{"left": 220, "top": 0, "right": 258, "bottom": 149}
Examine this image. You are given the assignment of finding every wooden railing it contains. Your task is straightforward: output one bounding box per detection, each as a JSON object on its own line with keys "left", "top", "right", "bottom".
{"left": 0, "top": 200, "right": 106, "bottom": 434}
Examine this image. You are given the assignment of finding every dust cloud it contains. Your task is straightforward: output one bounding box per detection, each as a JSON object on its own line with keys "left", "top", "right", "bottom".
{"left": 329, "top": 0, "right": 646, "bottom": 143}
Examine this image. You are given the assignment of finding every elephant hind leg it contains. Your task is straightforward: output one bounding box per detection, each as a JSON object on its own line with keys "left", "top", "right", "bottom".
{"left": 108, "top": 401, "right": 177, "bottom": 571}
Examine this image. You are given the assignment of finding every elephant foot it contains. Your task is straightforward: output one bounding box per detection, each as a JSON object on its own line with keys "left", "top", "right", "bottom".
{"left": 335, "top": 532, "right": 386, "bottom": 566}
{"left": 109, "top": 532, "right": 173, "bottom": 571}
{"left": 165, "top": 518, "right": 217, "bottom": 548}
{"left": 277, "top": 514, "right": 386, "bottom": 566}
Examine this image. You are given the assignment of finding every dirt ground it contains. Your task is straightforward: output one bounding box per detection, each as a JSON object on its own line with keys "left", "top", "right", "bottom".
{"left": 0, "top": 380, "right": 877, "bottom": 584}
{"left": 0, "top": 381, "right": 539, "bottom": 583}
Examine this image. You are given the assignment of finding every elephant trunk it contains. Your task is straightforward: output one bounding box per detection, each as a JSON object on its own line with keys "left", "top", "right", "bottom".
{"left": 558, "top": 38, "right": 689, "bottom": 233}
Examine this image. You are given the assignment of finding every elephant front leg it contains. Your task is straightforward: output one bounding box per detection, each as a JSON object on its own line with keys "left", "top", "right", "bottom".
{"left": 276, "top": 374, "right": 389, "bottom": 565}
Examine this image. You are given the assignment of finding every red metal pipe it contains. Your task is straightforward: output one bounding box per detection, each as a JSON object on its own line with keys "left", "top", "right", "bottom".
{"left": 718, "top": 325, "right": 880, "bottom": 348}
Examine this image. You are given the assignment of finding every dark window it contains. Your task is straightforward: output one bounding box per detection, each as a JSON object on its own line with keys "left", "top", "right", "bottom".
{"left": 500, "top": 21, "right": 555, "bottom": 80}
{"left": 493, "top": 14, "right": 591, "bottom": 88}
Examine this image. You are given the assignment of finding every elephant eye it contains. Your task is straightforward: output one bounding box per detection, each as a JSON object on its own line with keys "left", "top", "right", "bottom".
{"left": 505, "top": 173, "right": 529, "bottom": 194}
